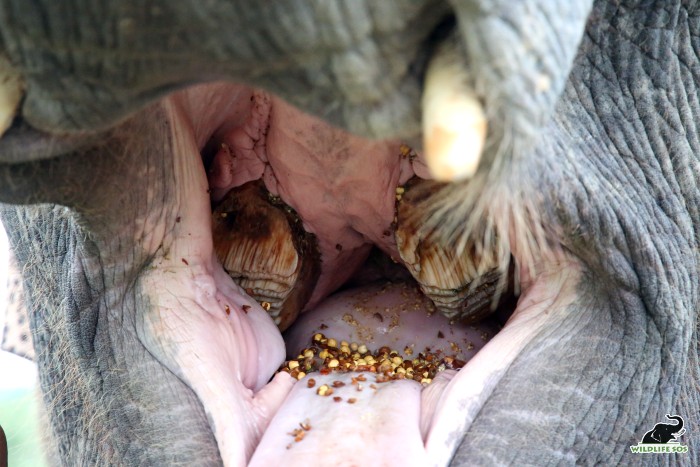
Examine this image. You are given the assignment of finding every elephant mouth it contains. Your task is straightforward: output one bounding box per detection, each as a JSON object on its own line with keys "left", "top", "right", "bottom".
{"left": 137, "top": 81, "right": 577, "bottom": 466}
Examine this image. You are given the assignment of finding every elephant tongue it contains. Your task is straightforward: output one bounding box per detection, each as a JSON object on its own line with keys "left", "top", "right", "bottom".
{"left": 248, "top": 372, "right": 435, "bottom": 466}
{"left": 249, "top": 282, "right": 499, "bottom": 466}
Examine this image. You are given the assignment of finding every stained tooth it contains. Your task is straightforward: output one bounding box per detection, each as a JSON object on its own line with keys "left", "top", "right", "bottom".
{"left": 212, "top": 180, "right": 321, "bottom": 331}
{"left": 422, "top": 41, "right": 486, "bottom": 182}
{"left": 0, "top": 55, "right": 24, "bottom": 137}
{"left": 394, "top": 178, "right": 502, "bottom": 323}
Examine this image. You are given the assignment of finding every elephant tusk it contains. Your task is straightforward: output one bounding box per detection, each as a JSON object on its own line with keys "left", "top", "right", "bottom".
{"left": 0, "top": 54, "right": 24, "bottom": 138}
{"left": 422, "top": 41, "right": 486, "bottom": 182}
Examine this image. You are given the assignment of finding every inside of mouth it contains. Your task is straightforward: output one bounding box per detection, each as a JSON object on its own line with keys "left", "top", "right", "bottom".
{"left": 159, "top": 82, "right": 519, "bottom": 464}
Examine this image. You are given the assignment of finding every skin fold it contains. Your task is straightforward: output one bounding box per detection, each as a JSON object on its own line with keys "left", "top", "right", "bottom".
{"left": 0, "top": 0, "right": 698, "bottom": 465}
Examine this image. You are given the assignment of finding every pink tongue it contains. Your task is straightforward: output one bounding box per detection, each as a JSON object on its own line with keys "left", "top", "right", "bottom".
{"left": 249, "top": 282, "right": 499, "bottom": 466}
{"left": 249, "top": 372, "right": 426, "bottom": 466}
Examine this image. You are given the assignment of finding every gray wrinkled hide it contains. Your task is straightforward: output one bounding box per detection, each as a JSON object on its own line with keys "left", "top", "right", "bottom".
{"left": 0, "top": 0, "right": 698, "bottom": 466}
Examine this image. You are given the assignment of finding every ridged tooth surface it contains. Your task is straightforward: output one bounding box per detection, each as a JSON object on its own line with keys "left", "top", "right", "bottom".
{"left": 394, "top": 178, "right": 501, "bottom": 323}
{"left": 212, "top": 180, "right": 320, "bottom": 331}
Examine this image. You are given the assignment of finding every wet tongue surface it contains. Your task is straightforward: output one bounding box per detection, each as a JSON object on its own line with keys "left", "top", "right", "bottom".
{"left": 249, "top": 282, "right": 499, "bottom": 466}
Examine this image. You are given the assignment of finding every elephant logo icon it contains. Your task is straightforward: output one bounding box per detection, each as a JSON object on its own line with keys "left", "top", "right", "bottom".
{"left": 641, "top": 414, "right": 685, "bottom": 444}
{"left": 630, "top": 414, "right": 689, "bottom": 454}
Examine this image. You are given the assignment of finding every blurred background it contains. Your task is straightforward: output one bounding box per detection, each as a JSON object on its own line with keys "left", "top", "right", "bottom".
{"left": 0, "top": 221, "right": 47, "bottom": 467}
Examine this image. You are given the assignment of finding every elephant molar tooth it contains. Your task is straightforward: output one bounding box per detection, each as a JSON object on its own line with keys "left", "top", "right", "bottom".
{"left": 395, "top": 178, "right": 501, "bottom": 323}
{"left": 212, "top": 180, "right": 321, "bottom": 331}
{"left": 422, "top": 39, "right": 486, "bottom": 182}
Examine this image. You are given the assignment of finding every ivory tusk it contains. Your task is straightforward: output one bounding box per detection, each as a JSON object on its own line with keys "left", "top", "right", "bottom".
{"left": 0, "top": 55, "right": 24, "bottom": 138}
{"left": 422, "top": 46, "right": 486, "bottom": 182}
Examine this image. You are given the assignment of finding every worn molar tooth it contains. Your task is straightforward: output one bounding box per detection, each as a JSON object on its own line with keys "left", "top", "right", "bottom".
{"left": 0, "top": 55, "right": 24, "bottom": 137}
{"left": 212, "top": 180, "right": 321, "bottom": 331}
{"left": 394, "top": 178, "right": 501, "bottom": 323}
{"left": 422, "top": 39, "right": 486, "bottom": 182}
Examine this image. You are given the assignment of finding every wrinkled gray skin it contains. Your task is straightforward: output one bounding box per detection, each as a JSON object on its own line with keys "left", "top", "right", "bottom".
{"left": 0, "top": 0, "right": 698, "bottom": 465}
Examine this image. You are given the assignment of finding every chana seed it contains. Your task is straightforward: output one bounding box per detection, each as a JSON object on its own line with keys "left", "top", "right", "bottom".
{"left": 317, "top": 385, "right": 330, "bottom": 396}
{"left": 290, "top": 428, "right": 305, "bottom": 442}
{"left": 347, "top": 398, "right": 357, "bottom": 404}
{"left": 279, "top": 331, "right": 468, "bottom": 388}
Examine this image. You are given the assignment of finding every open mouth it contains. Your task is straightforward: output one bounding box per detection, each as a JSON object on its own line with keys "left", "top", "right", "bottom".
{"left": 133, "top": 81, "right": 579, "bottom": 466}
{"left": 5, "top": 2, "right": 694, "bottom": 465}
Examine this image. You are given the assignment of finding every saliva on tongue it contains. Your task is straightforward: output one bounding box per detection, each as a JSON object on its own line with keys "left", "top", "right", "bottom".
{"left": 248, "top": 281, "right": 499, "bottom": 466}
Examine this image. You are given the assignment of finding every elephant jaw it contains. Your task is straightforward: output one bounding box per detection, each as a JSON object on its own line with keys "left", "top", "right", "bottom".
{"left": 137, "top": 82, "right": 578, "bottom": 466}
